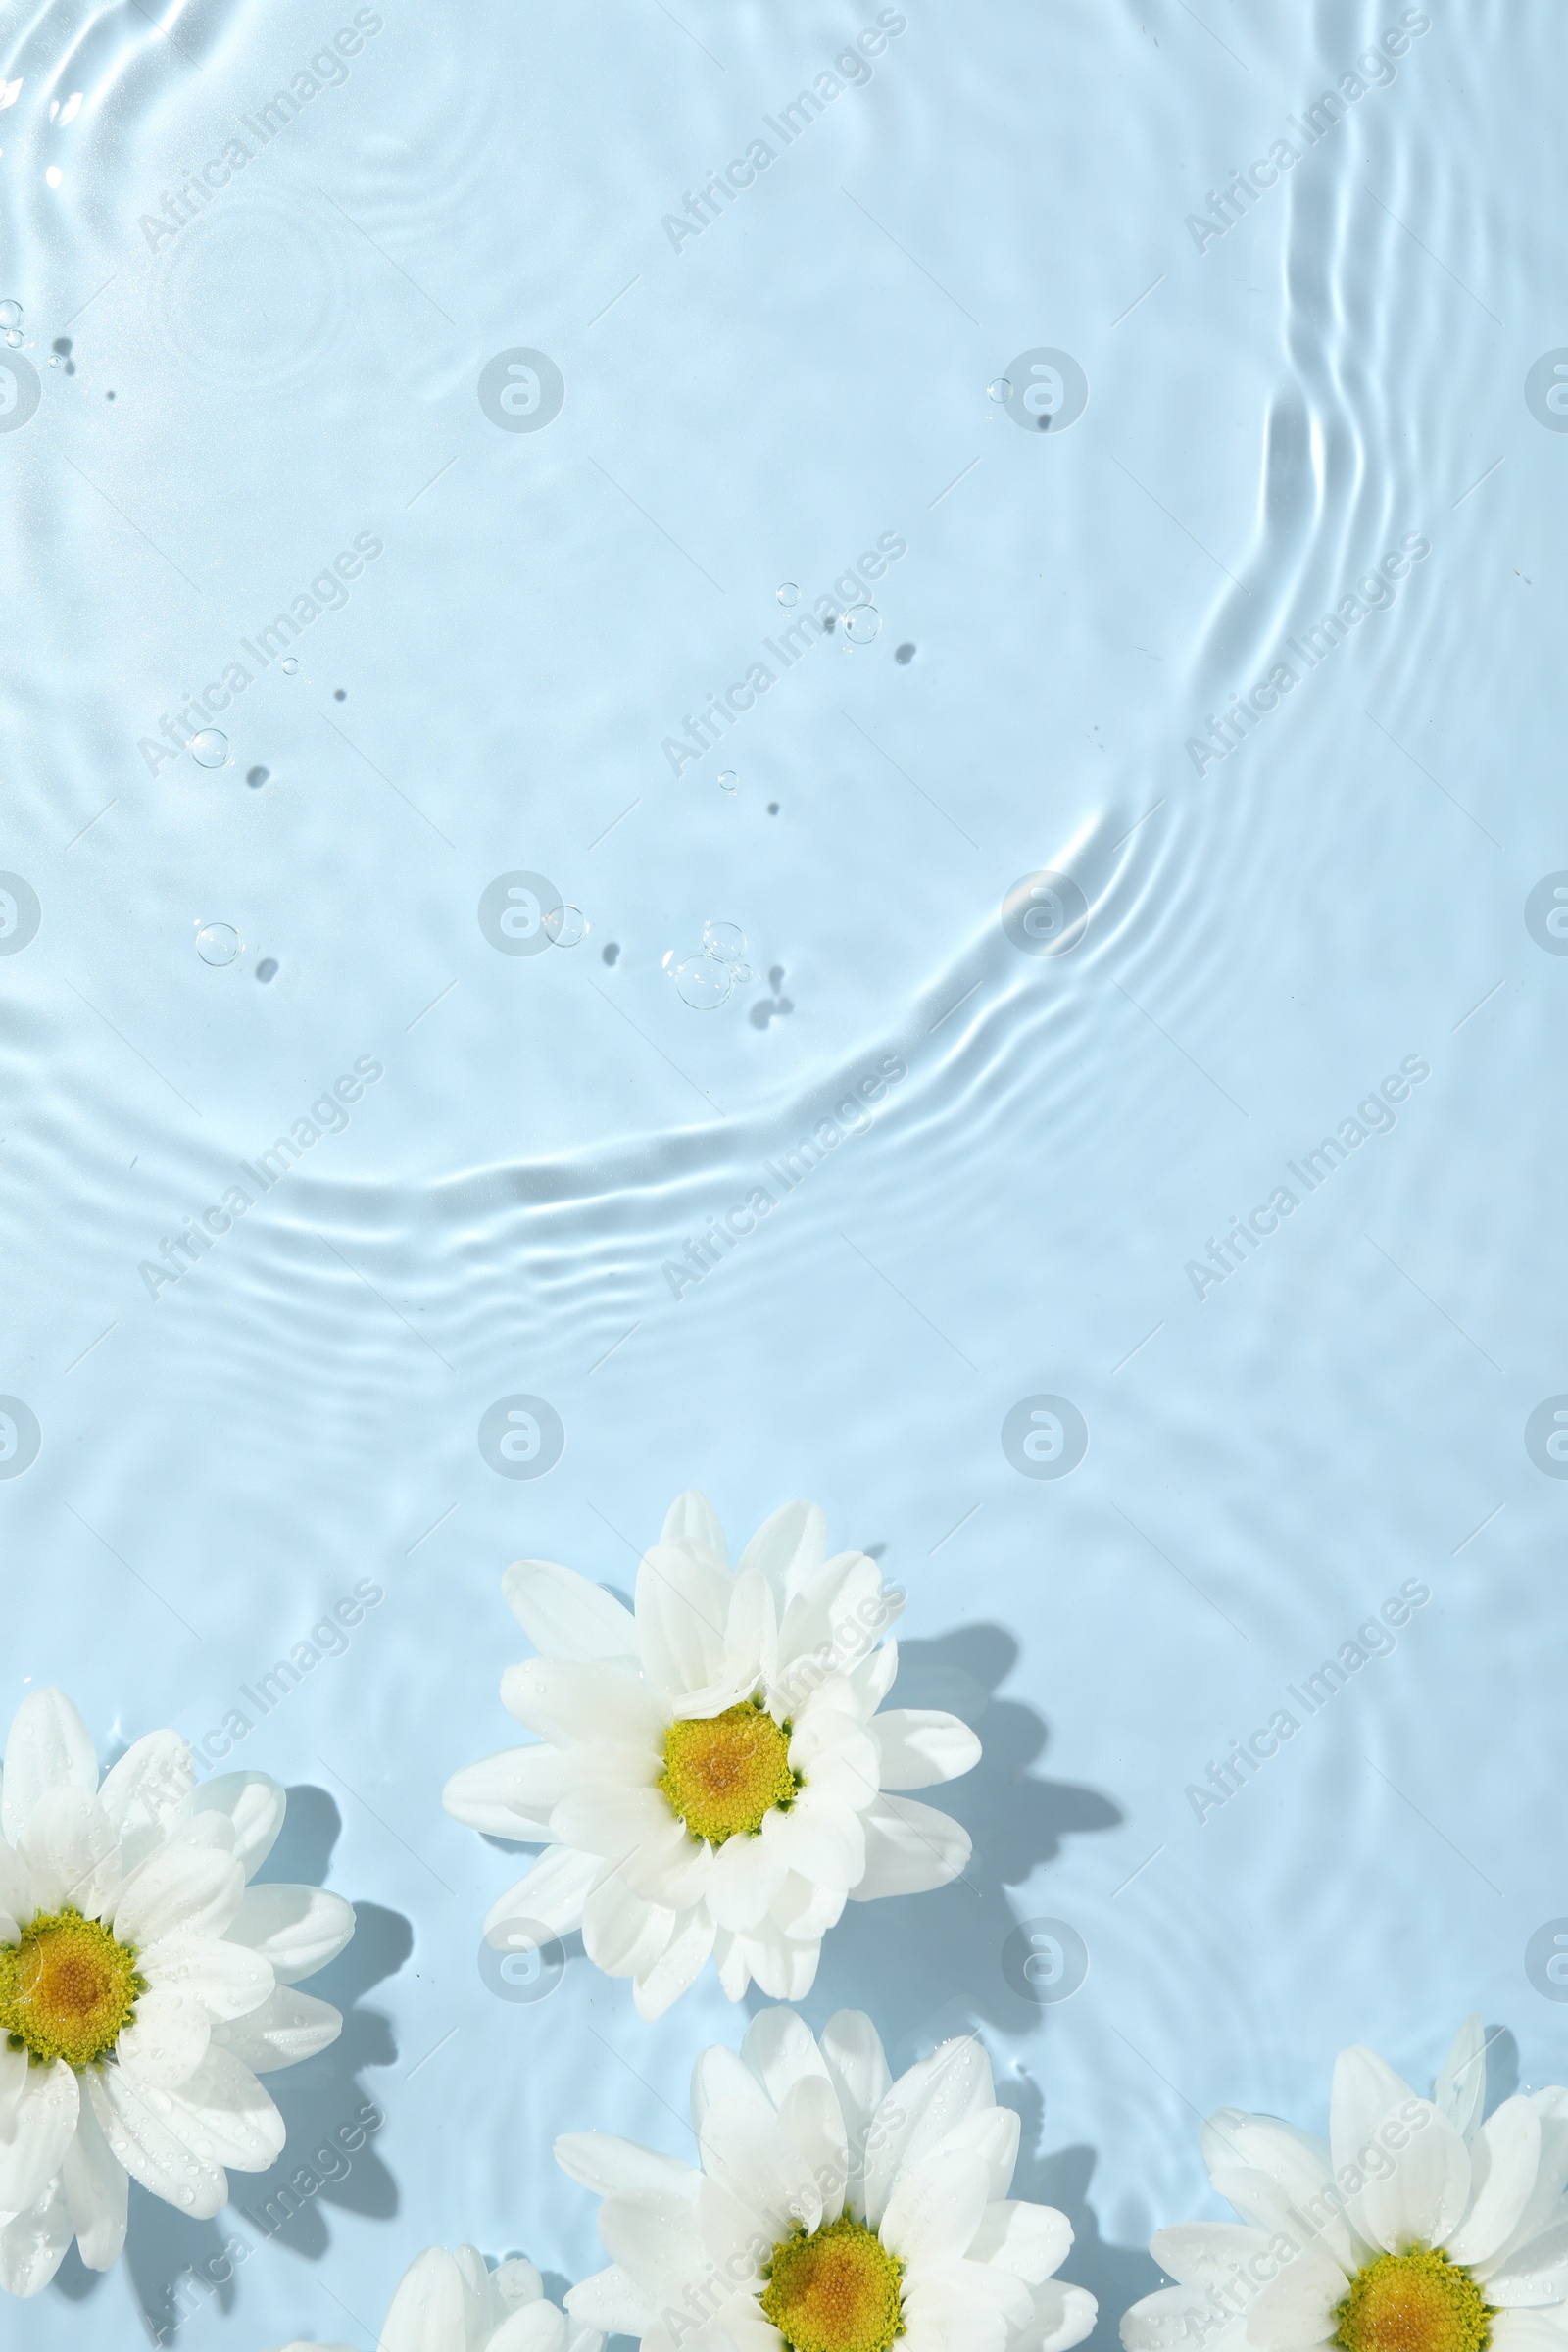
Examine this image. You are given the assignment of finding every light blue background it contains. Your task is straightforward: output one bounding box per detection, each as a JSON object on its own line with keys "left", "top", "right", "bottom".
{"left": 2, "top": 0, "right": 1565, "bottom": 2344}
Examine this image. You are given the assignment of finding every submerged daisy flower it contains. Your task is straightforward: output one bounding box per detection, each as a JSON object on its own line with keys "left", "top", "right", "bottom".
{"left": 557, "top": 2004, "right": 1097, "bottom": 2352}
{"left": 0, "top": 1688, "right": 354, "bottom": 2298}
{"left": 1121, "top": 2015, "right": 1568, "bottom": 2352}
{"left": 443, "top": 1492, "right": 981, "bottom": 2018}
{"left": 264, "top": 2242, "right": 608, "bottom": 2352}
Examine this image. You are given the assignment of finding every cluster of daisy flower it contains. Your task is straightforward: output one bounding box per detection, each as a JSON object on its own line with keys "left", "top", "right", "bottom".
{"left": 5, "top": 1492, "right": 1555, "bottom": 2352}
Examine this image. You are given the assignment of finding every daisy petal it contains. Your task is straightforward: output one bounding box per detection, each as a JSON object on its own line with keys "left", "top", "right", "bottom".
{"left": 662, "top": 1489, "right": 730, "bottom": 1569}
{"left": 61, "top": 2091, "right": 129, "bottom": 2270}
{"left": 566, "top": 2264, "right": 658, "bottom": 2333}
{"left": 1435, "top": 2016, "right": 1489, "bottom": 2143}
{"left": 141, "top": 1930, "right": 274, "bottom": 2021}
{"left": 555, "top": 2132, "right": 700, "bottom": 2199}
{"left": 1483, "top": 2219, "right": 1568, "bottom": 2306}
{"left": 881, "top": 2147, "right": 992, "bottom": 2262}
{"left": 1330, "top": 2050, "right": 1470, "bottom": 2252}
{"left": 89, "top": 2065, "right": 228, "bottom": 2216}
{"left": 0, "top": 1837, "right": 31, "bottom": 1928}
{"left": 1492, "top": 2314, "right": 1568, "bottom": 2352}
{"left": 0, "top": 2045, "right": 79, "bottom": 2213}
{"left": 16, "top": 1786, "right": 122, "bottom": 1918}
{"left": 0, "top": 2175, "right": 73, "bottom": 2299}
{"left": 187, "top": 1772, "right": 286, "bottom": 1879}
{"left": 708, "top": 1829, "right": 791, "bottom": 1932}
{"left": 819, "top": 2010, "right": 893, "bottom": 2209}
{"left": 871, "top": 1709, "right": 982, "bottom": 1790}
{"left": 380, "top": 2246, "right": 477, "bottom": 2352}
{"left": 970, "top": 2198, "right": 1074, "bottom": 2282}
{"left": 116, "top": 1986, "right": 212, "bottom": 2088}
{"left": 742, "top": 2006, "right": 834, "bottom": 2108}
{"left": 700, "top": 2094, "right": 823, "bottom": 2234}
{"left": 443, "top": 1745, "right": 566, "bottom": 1838}
{"left": 113, "top": 1833, "right": 245, "bottom": 1946}
{"left": 851, "top": 1795, "right": 971, "bottom": 1899}
{"left": 1201, "top": 2112, "right": 1356, "bottom": 2270}
{"left": 1151, "top": 2221, "right": 1274, "bottom": 2286}
{"left": 504, "top": 1558, "right": 639, "bottom": 1662}
{"left": 1243, "top": 2243, "right": 1348, "bottom": 2347}
{"left": 501, "top": 1660, "right": 667, "bottom": 1748}
{"left": 492, "top": 2301, "right": 567, "bottom": 2352}
{"left": 864, "top": 2036, "right": 995, "bottom": 2228}
{"left": 633, "top": 1909, "right": 716, "bottom": 2022}
{"left": 693, "top": 2043, "right": 775, "bottom": 2132}
{"left": 210, "top": 1984, "right": 342, "bottom": 2074}
{"left": 483, "top": 1846, "right": 600, "bottom": 1946}
{"left": 98, "top": 1732, "right": 197, "bottom": 1864}
{"left": 768, "top": 1794, "right": 864, "bottom": 1891}
{"left": 637, "top": 1543, "right": 735, "bottom": 1707}
{"left": 1027, "top": 2278, "right": 1100, "bottom": 2352}
{"left": 228, "top": 1884, "right": 355, "bottom": 1984}
{"left": 737, "top": 1501, "right": 828, "bottom": 1609}
{"left": 159, "top": 2046, "right": 286, "bottom": 2172}
{"left": 582, "top": 1874, "right": 673, "bottom": 1979}
{"left": 1447, "top": 2096, "right": 1543, "bottom": 2267}
{"left": 1122, "top": 2284, "right": 1233, "bottom": 2352}
{"left": 1, "top": 1689, "right": 97, "bottom": 1846}
{"left": 774, "top": 2075, "right": 849, "bottom": 2222}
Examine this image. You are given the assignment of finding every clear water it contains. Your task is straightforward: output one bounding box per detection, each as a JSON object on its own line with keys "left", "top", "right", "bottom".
{"left": 3, "top": 0, "right": 1565, "bottom": 2343}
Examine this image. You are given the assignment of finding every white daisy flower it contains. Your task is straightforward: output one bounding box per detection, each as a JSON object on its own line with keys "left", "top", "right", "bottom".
{"left": 1121, "top": 2015, "right": 1568, "bottom": 2352}
{"left": 0, "top": 1686, "right": 354, "bottom": 2298}
{"left": 262, "top": 2241, "right": 607, "bottom": 2352}
{"left": 557, "top": 2004, "right": 1097, "bottom": 2352}
{"left": 443, "top": 1492, "right": 981, "bottom": 2019}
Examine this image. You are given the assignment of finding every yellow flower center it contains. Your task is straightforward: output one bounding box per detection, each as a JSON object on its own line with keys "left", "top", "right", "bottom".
{"left": 658, "top": 1697, "right": 800, "bottom": 1845}
{"left": 1335, "top": 2250, "right": 1493, "bottom": 2352}
{"left": 0, "top": 1909, "right": 145, "bottom": 2070}
{"left": 760, "top": 2214, "right": 905, "bottom": 2352}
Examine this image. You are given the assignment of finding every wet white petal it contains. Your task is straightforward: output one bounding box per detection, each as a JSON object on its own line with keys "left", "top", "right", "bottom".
{"left": 60, "top": 2091, "right": 128, "bottom": 2270}
{"left": 443, "top": 1745, "right": 567, "bottom": 1839}
{"left": 851, "top": 1795, "right": 971, "bottom": 1899}
{"left": 1, "top": 1690, "right": 98, "bottom": 1847}
{"left": 209, "top": 1983, "right": 342, "bottom": 2074}
{"left": 186, "top": 1772, "right": 286, "bottom": 1879}
{"left": 228, "top": 1884, "right": 354, "bottom": 1983}
{"left": 0, "top": 2045, "right": 79, "bottom": 2214}
{"left": 0, "top": 2173, "right": 73, "bottom": 2298}
{"left": 140, "top": 1929, "right": 274, "bottom": 2020}
{"left": 113, "top": 1832, "right": 245, "bottom": 1945}
{"left": 1447, "top": 2095, "right": 1543, "bottom": 2265}
{"left": 116, "top": 1985, "right": 211, "bottom": 2088}
{"left": 16, "top": 1786, "right": 122, "bottom": 1918}
{"left": 870, "top": 1709, "right": 982, "bottom": 1790}
{"left": 504, "top": 1557, "right": 639, "bottom": 1662}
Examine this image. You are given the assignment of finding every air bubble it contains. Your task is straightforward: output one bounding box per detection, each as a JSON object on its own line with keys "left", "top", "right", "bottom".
{"left": 189, "top": 729, "right": 227, "bottom": 768}
{"left": 988, "top": 376, "right": 1012, "bottom": 402}
{"left": 717, "top": 769, "right": 738, "bottom": 794}
{"left": 776, "top": 582, "right": 799, "bottom": 607}
{"left": 665, "top": 952, "right": 731, "bottom": 1009}
{"left": 196, "top": 922, "right": 239, "bottom": 966}
{"left": 544, "top": 903, "right": 586, "bottom": 947}
{"left": 703, "top": 920, "right": 747, "bottom": 965}
{"left": 0, "top": 302, "right": 21, "bottom": 330}
{"left": 4, "top": 329, "right": 21, "bottom": 348}
{"left": 280, "top": 657, "right": 299, "bottom": 674}
{"left": 843, "top": 605, "right": 881, "bottom": 646}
